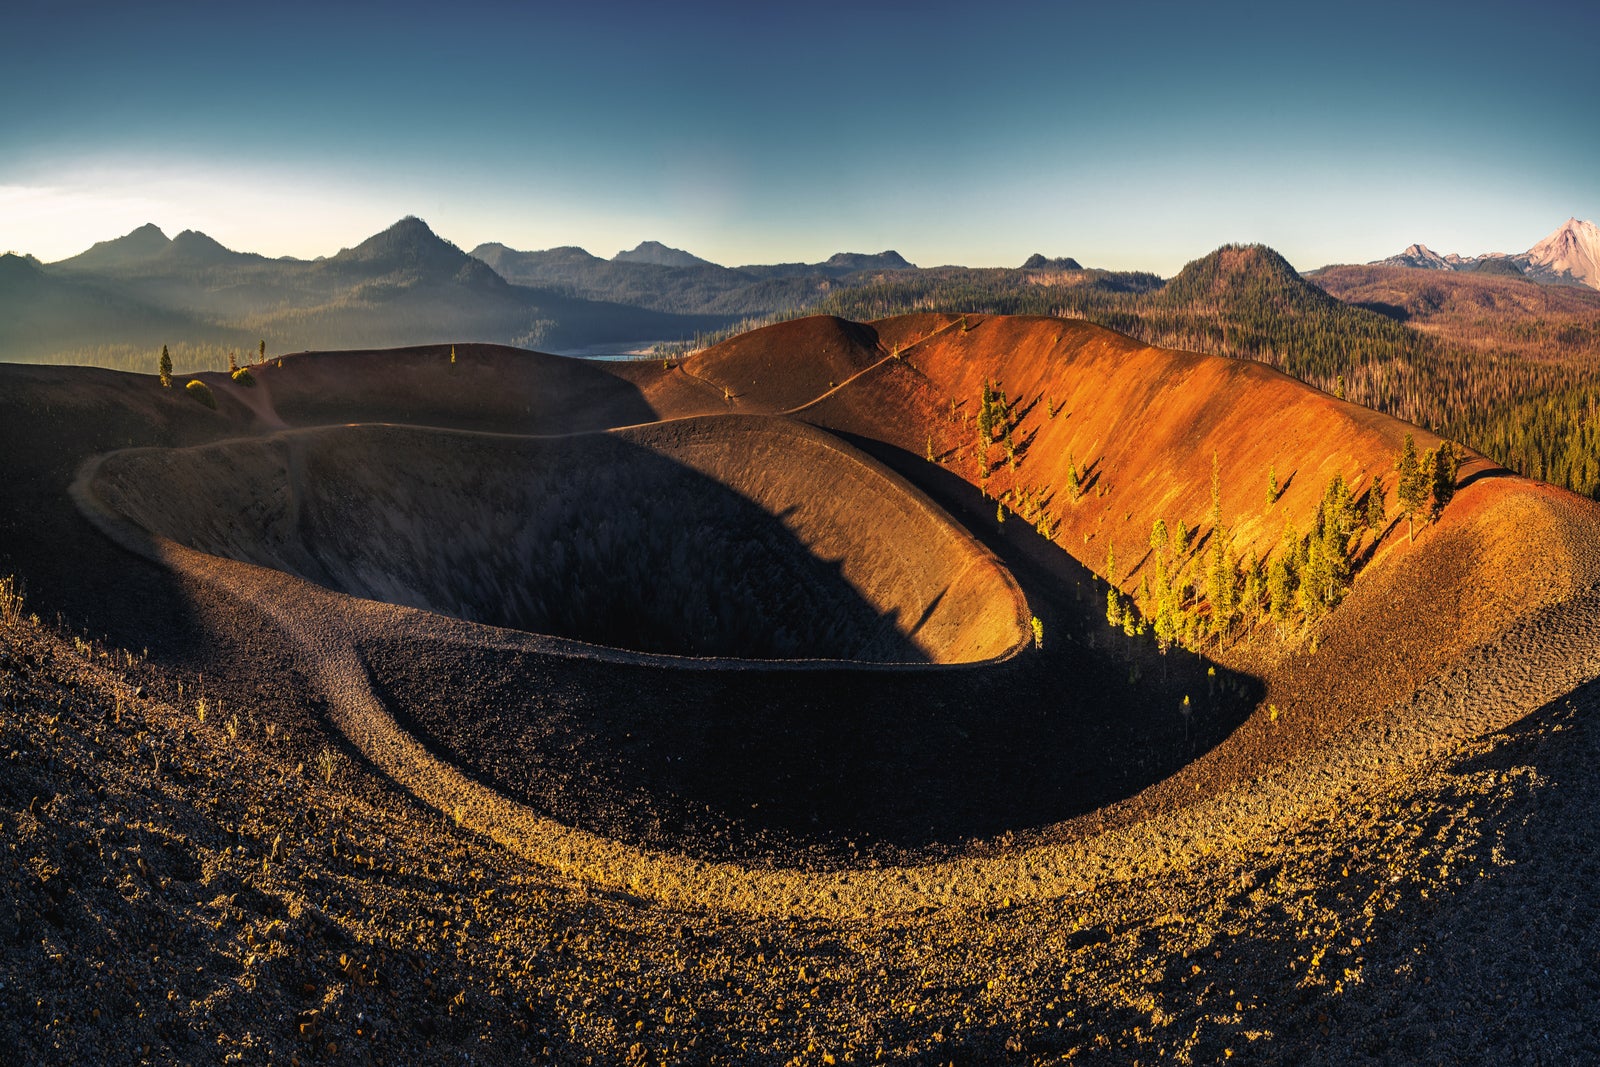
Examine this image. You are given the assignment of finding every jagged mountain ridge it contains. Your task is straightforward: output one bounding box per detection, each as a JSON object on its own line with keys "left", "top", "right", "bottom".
{"left": 7, "top": 216, "right": 942, "bottom": 362}
{"left": 1375, "top": 218, "right": 1600, "bottom": 290}
{"left": 3, "top": 218, "right": 731, "bottom": 361}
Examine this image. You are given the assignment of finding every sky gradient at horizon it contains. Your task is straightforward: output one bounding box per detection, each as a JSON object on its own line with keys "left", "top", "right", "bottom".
{"left": 2, "top": 0, "right": 1595, "bottom": 274}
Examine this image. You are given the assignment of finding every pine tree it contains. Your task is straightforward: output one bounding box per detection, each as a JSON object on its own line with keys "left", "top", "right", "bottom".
{"left": 1154, "top": 599, "right": 1179, "bottom": 653}
{"left": 1317, "top": 473, "right": 1357, "bottom": 605}
{"left": 258, "top": 339, "right": 266, "bottom": 362}
{"left": 1431, "top": 441, "right": 1461, "bottom": 517}
{"left": 1240, "top": 550, "right": 1264, "bottom": 624}
{"left": 1268, "top": 521, "right": 1300, "bottom": 624}
{"left": 1267, "top": 554, "right": 1294, "bottom": 623}
{"left": 1152, "top": 554, "right": 1181, "bottom": 651}
{"left": 1150, "top": 518, "right": 1169, "bottom": 557}
{"left": 1320, "top": 473, "right": 1357, "bottom": 539}
{"left": 1206, "top": 525, "right": 1237, "bottom": 636}
{"left": 1364, "top": 482, "right": 1387, "bottom": 532}
{"left": 1266, "top": 462, "right": 1280, "bottom": 506}
{"left": 1209, "top": 451, "right": 1222, "bottom": 531}
{"left": 977, "top": 380, "right": 997, "bottom": 449}
{"left": 158, "top": 345, "right": 172, "bottom": 388}
{"left": 1396, "top": 434, "right": 1428, "bottom": 543}
{"left": 1299, "top": 535, "right": 1331, "bottom": 619}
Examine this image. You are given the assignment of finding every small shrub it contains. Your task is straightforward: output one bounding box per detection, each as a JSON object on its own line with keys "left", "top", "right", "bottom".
{"left": 1030, "top": 616, "right": 1044, "bottom": 649}
{"left": 185, "top": 379, "right": 216, "bottom": 409}
{"left": 317, "top": 747, "right": 336, "bottom": 784}
{"left": 231, "top": 367, "right": 256, "bottom": 387}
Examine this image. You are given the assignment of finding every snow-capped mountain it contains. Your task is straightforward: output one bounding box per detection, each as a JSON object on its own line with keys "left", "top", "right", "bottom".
{"left": 1374, "top": 218, "right": 1600, "bottom": 290}
{"left": 1523, "top": 218, "right": 1600, "bottom": 289}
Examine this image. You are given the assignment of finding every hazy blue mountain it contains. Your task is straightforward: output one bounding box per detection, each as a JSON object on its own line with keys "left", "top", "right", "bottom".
{"left": 53, "top": 223, "right": 175, "bottom": 273}
{"left": 612, "top": 241, "right": 715, "bottom": 268}
{"left": 6, "top": 218, "right": 734, "bottom": 365}
{"left": 0, "top": 250, "right": 247, "bottom": 361}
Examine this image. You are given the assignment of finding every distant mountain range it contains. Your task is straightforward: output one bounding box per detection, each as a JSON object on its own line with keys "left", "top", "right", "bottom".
{"left": 10, "top": 215, "right": 1600, "bottom": 505}
{"left": 467, "top": 236, "right": 919, "bottom": 318}
{"left": 1375, "top": 217, "right": 1600, "bottom": 290}
{"left": 5, "top": 212, "right": 1595, "bottom": 373}
{"left": 0, "top": 217, "right": 954, "bottom": 365}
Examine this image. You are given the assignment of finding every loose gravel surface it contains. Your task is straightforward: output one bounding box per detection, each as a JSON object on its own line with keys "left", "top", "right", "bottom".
{"left": 5, "top": 578, "right": 1600, "bottom": 1065}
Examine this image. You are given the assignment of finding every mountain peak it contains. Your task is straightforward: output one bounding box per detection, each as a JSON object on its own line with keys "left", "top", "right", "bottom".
{"left": 167, "top": 229, "right": 239, "bottom": 263}
{"left": 822, "top": 250, "right": 914, "bottom": 271}
{"left": 369, "top": 216, "right": 447, "bottom": 248}
{"left": 1022, "top": 253, "right": 1083, "bottom": 271}
{"left": 0, "top": 251, "right": 44, "bottom": 276}
{"left": 335, "top": 217, "right": 466, "bottom": 270}
{"left": 55, "top": 223, "right": 172, "bottom": 271}
{"left": 612, "top": 241, "right": 713, "bottom": 268}
{"left": 1163, "top": 244, "right": 1321, "bottom": 306}
{"left": 1524, "top": 217, "right": 1600, "bottom": 289}
{"left": 1377, "top": 243, "right": 1452, "bottom": 270}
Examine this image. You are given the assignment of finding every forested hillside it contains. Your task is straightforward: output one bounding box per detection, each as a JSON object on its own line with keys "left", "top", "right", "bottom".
{"left": 808, "top": 247, "right": 1600, "bottom": 498}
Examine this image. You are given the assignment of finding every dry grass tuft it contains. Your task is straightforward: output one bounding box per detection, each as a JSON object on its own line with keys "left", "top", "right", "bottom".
{"left": 0, "top": 574, "right": 23, "bottom": 628}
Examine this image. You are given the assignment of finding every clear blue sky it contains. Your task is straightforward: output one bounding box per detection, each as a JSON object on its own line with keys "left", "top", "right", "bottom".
{"left": 2, "top": 0, "right": 1595, "bottom": 273}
